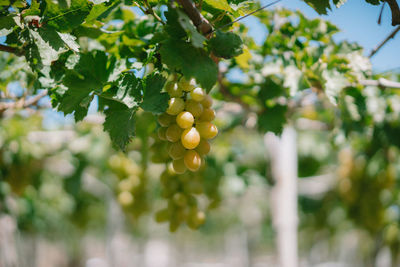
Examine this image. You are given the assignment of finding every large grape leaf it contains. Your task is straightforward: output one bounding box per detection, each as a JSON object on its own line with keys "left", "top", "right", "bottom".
{"left": 103, "top": 101, "right": 137, "bottom": 150}
{"left": 140, "top": 73, "right": 169, "bottom": 113}
{"left": 160, "top": 39, "right": 218, "bottom": 91}
{"left": 52, "top": 51, "right": 123, "bottom": 121}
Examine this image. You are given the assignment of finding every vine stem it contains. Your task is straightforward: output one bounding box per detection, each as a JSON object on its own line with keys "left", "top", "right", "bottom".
{"left": 386, "top": 0, "right": 400, "bottom": 25}
{"left": 360, "top": 77, "right": 400, "bottom": 88}
{"left": 369, "top": 25, "right": 400, "bottom": 57}
{"left": 143, "top": 0, "right": 165, "bottom": 25}
{"left": 176, "top": 0, "right": 213, "bottom": 35}
{"left": 0, "top": 44, "right": 24, "bottom": 56}
{"left": 0, "top": 89, "right": 48, "bottom": 112}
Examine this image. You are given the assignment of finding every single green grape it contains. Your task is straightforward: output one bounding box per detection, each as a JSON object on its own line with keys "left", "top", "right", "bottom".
{"left": 173, "top": 192, "right": 187, "bottom": 207}
{"left": 158, "top": 127, "right": 167, "bottom": 141}
{"left": 166, "top": 124, "right": 183, "bottom": 142}
{"left": 166, "top": 98, "right": 185, "bottom": 115}
{"left": 178, "top": 77, "right": 195, "bottom": 92}
{"left": 118, "top": 191, "right": 134, "bottom": 206}
{"left": 185, "top": 99, "right": 203, "bottom": 117}
{"left": 165, "top": 81, "right": 182, "bottom": 97}
{"left": 172, "top": 158, "right": 187, "bottom": 174}
{"left": 184, "top": 150, "right": 202, "bottom": 172}
{"left": 158, "top": 113, "right": 175, "bottom": 127}
{"left": 196, "top": 122, "right": 218, "bottom": 139}
{"left": 190, "top": 87, "right": 205, "bottom": 102}
{"left": 195, "top": 139, "right": 210, "bottom": 155}
{"left": 199, "top": 108, "right": 215, "bottom": 121}
{"left": 201, "top": 94, "right": 213, "bottom": 108}
{"left": 168, "top": 142, "right": 186, "bottom": 160}
{"left": 176, "top": 111, "right": 194, "bottom": 129}
{"left": 181, "top": 127, "right": 200, "bottom": 149}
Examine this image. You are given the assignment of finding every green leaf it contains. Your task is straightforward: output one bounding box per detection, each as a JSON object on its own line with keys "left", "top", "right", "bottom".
{"left": 164, "top": 9, "right": 187, "bottom": 40}
{"left": 0, "top": 14, "right": 16, "bottom": 37}
{"left": 27, "top": 28, "right": 69, "bottom": 68}
{"left": 209, "top": 30, "right": 243, "bottom": 59}
{"left": 85, "top": 1, "right": 119, "bottom": 24}
{"left": 160, "top": 39, "right": 218, "bottom": 91}
{"left": 203, "top": 0, "right": 232, "bottom": 12}
{"left": 303, "top": 0, "right": 347, "bottom": 14}
{"left": 101, "top": 72, "right": 141, "bottom": 109}
{"left": 56, "top": 72, "right": 94, "bottom": 121}
{"left": 21, "top": 0, "right": 40, "bottom": 17}
{"left": 140, "top": 73, "right": 169, "bottom": 113}
{"left": 44, "top": 0, "right": 93, "bottom": 32}
{"left": 176, "top": 10, "right": 206, "bottom": 48}
{"left": 0, "top": 0, "right": 25, "bottom": 8}
{"left": 103, "top": 101, "right": 136, "bottom": 150}
{"left": 58, "top": 33, "right": 80, "bottom": 52}
{"left": 258, "top": 105, "right": 287, "bottom": 135}
{"left": 258, "top": 76, "right": 284, "bottom": 102}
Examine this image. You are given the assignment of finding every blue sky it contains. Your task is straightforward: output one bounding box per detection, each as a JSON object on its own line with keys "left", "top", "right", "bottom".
{"left": 258, "top": 0, "right": 400, "bottom": 72}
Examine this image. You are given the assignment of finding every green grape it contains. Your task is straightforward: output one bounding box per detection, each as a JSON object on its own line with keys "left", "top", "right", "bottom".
{"left": 166, "top": 124, "right": 183, "bottom": 142}
{"left": 199, "top": 108, "right": 215, "bottom": 121}
{"left": 184, "top": 150, "right": 202, "bottom": 172}
{"left": 165, "top": 81, "right": 182, "bottom": 97}
{"left": 169, "top": 218, "right": 181, "bottom": 232}
{"left": 166, "top": 98, "right": 185, "bottom": 115}
{"left": 178, "top": 77, "right": 195, "bottom": 92}
{"left": 190, "top": 87, "right": 205, "bottom": 102}
{"left": 155, "top": 208, "right": 169, "bottom": 223}
{"left": 181, "top": 127, "right": 200, "bottom": 149}
{"left": 196, "top": 122, "right": 218, "bottom": 139}
{"left": 168, "top": 142, "right": 186, "bottom": 160}
{"left": 201, "top": 94, "right": 213, "bottom": 108}
{"left": 195, "top": 139, "right": 210, "bottom": 155}
{"left": 185, "top": 99, "right": 203, "bottom": 117}
{"left": 158, "top": 113, "right": 175, "bottom": 127}
{"left": 118, "top": 178, "right": 135, "bottom": 191}
{"left": 172, "top": 158, "right": 187, "bottom": 174}
{"left": 173, "top": 192, "right": 187, "bottom": 207}
{"left": 184, "top": 180, "right": 203, "bottom": 194}
{"left": 118, "top": 191, "right": 134, "bottom": 206}
{"left": 187, "top": 207, "right": 205, "bottom": 229}
{"left": 157, "top": 127, "right": 167, "bottom": 141}
{"left": 176, "top": 111, "right": 194, "bottom": 129}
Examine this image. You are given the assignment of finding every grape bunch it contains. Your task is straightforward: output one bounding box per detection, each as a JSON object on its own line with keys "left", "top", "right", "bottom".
{"left": 108, "top": 153, "right": 149, "bottom": 219}
{"left": 157, "top": 77, "right": 218, "bottom": 173}
{"left": 150, "top": 76, "right": 219, "bottom": 231}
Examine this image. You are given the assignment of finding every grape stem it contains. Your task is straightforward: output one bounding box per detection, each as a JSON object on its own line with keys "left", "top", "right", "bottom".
{"left": 369, "top": 25, "right": 400, "bottom": 58}
{"left": 386, "top": 0, "right": 400, "bottom": 26}
{"left": 0, "top": 44, "right": 24, "bottom": 56}
{"left": 143, "top": 0, "right": 166, "bottom": 25}
{"left": 176, "top": 0, "right": 213, "bottom": 36}
{"left": 0, "top": 89, "right": 48, "bottom": 115}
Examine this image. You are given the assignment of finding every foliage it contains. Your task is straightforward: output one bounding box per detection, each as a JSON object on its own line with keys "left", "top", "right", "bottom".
{"left": 1, "top": 0, "right": 400, "bottom": 263}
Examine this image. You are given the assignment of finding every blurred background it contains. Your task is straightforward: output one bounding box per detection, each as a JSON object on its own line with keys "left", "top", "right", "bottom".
{"left": 1, "top": 1, "right": 400, "bottom": 267}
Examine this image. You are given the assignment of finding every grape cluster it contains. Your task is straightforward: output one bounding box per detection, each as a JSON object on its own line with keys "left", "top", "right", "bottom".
{"left": 108, "top": 153, "right": 148, "bottom": 219}
{"left": 157, "top": 77, "right": 218, "bottom": 173}
{"left": 151, "top": 76, "right": 218, "bottom": 231}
